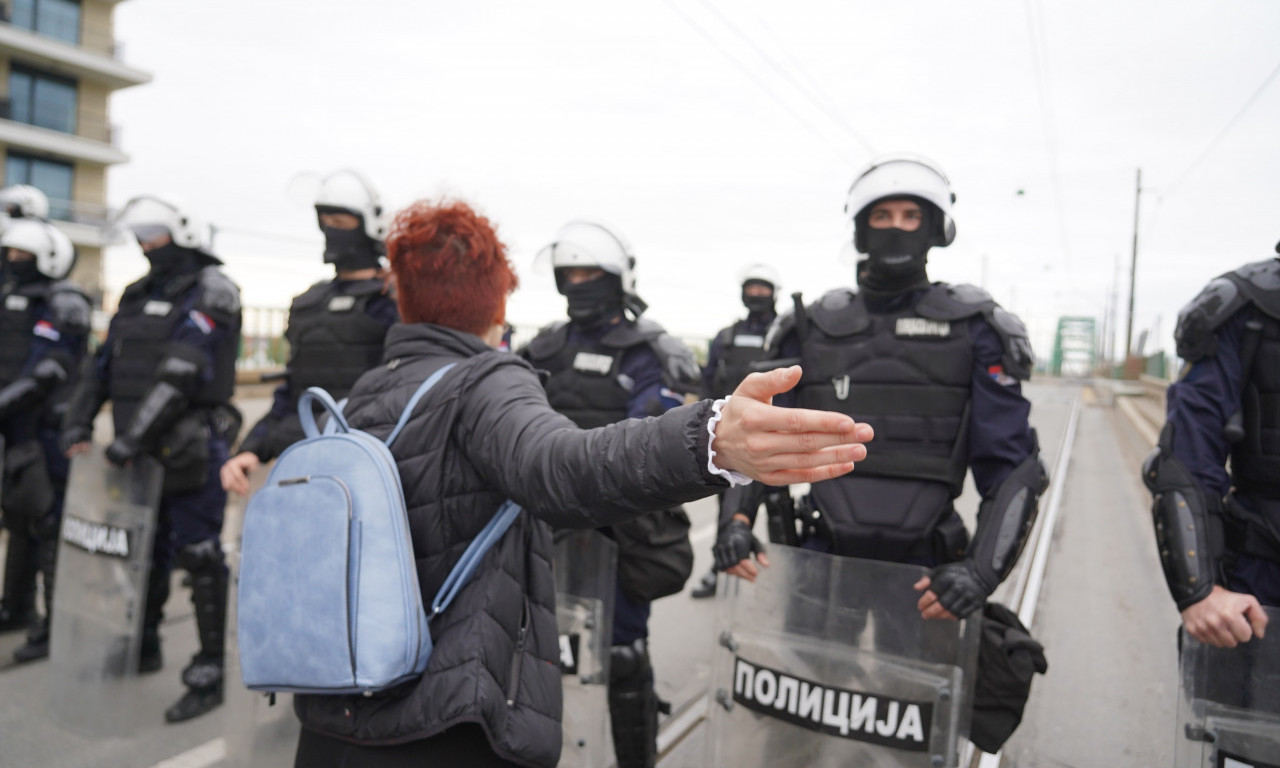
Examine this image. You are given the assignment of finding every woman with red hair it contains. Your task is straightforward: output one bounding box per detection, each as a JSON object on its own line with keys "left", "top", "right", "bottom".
{"left": 291, "top": 199, "right": 873, "bottom": 768}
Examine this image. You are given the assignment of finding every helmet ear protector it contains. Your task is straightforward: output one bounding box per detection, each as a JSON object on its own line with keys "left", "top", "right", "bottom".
{"left": 845, "top": 156, "right": 957, "bottom": 252}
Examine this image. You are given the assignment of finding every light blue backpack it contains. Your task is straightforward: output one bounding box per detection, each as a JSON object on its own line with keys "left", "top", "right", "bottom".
{"left": 236, "top": 363, "right": 521, "bottom": 694}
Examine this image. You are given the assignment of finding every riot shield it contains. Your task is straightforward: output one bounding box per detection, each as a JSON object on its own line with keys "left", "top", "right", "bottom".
{"left": 554, "top": 529, "right": 618, "bottom": 768}
{"left": 47, "top": 447, "right": 162, "bottom": 736}
{"left": 223, "top": 464, "right": 299, "bottom": 768}
{"left": 706, "top": 546, "right": 981, "bottom": 768}
{"left": 1176, "top": 607, "right": 1280, "bottom": 768}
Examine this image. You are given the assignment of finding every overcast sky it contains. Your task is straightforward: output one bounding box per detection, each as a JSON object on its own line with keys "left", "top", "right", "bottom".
{"left": 103, "top": 0, "right": 1280, "bottom": 361}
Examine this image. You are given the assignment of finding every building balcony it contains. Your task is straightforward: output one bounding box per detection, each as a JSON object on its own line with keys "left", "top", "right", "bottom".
{"left": 0, "top": 100, "right": 128, "bottom": 164}
{"left": 49, "top": 198, "right": 114, "bottom": 248}
{"left": 0, "top": 19, "right": 150, "bottom": 90}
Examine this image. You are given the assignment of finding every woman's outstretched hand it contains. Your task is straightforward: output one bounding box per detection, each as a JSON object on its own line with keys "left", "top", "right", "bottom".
{"left": 711, "top": 366, "right": 872, "bottom": 486}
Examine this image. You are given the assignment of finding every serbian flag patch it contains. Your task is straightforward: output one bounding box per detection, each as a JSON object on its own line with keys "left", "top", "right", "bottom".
{"left": 188, "top": 310, "right": 216, "bottom": 335}
{"left": 987, "top": 365, "right": 1016, "bottom": 386}
{"left": 33, "top": 320, "right": 60, "bottom": 341}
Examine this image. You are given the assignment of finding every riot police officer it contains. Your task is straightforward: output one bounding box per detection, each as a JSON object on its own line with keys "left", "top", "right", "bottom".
{"left": 0, "top": 220, "right": 89, "bottom": 659}
{"left": 61, "top": 196, "right": 242, "bottom": 722}
{"left": 691, "top": 264, "right": 780, "bottom": 600}
{"left": 715, "top": 156, "right": 1048, "bottom": 623}
{"left": 1142, "top": 246, "right": 1280, "bottom": 648}
{"left": 220, "top": 170, "right": 397, "bottom": 496}
{"left": 519, "top": 220, "right": 699, "bottom": 768}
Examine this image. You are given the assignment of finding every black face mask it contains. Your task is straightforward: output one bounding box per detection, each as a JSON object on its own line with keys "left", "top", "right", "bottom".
{"left": 562, "top": 273, "right": 624, "bottom": 329}
{"left": 322, "top": 226, "right": 383, "bottom": 273}
{"left": 742, "top": 286, "right": 775, "bottom": 317}
{"left": 146, "top": 243, "right": 203, "bottom": 281}
{"left": 4, "top": 257, "right": 43, "bottom": 285}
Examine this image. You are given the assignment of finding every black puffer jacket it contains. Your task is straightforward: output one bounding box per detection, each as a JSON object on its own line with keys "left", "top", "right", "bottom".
{"left": 293, "top": 323, "right": 726, "bottom": 767}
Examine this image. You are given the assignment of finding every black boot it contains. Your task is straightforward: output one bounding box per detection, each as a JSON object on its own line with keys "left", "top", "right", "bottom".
{"left": 13, "top": 619, "right": 49, "bottom": 663}
{"left": 689, "top": 570, "right": 718, "bottom": 599}
{"left": 164, "top": 655, "right": 223, "bottom": 722}
{"left": 609, "top": 639, "right": 659, "bottom": 768}
{"left": 0, "top": 531, "right": 37, "bottom": 632}
{"left": 165, "top": 540, "right": 227, "bottom": 724}
{"left": 14, "top": 519, "right": 61, "bottom": 663}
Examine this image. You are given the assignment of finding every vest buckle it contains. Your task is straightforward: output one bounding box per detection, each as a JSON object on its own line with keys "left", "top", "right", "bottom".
{"left": 832, "top": 375, "right": 850, "bottom": 401}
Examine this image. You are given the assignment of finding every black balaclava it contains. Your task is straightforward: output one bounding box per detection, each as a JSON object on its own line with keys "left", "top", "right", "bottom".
{"left": 3, "top": 254, "right": 43, "bottom": 285}
{"left": 317, "top": 206, "right": 383, "bottom": 273}
{"left": 741, "top": 279, "right": 776, "bottom": 319}
{"left": 560, "top": 271, "right": 624, "bottom": 330}
{"left": 855, "top": 196, "right": 938, "bottom": 298}
{"left": 145, "top": 242, "right": 204, "bottom": 282}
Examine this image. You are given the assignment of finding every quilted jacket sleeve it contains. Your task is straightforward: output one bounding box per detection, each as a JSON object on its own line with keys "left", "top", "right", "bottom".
{"left": 455, "top": 355, "right": 727, "bottom": 528}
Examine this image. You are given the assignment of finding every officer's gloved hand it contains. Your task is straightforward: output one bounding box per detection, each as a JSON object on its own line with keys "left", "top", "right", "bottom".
{"left": 713, "top": 518, "right": 766, "bottom": 573}
{"left": 925, "top": 560, "right": 994, "bottom": 619}
{"left": 59, "top": 426, "right": 92, "bottom": 455}
{"left": 105, "top": 436, "right": 140, "bottom": 466}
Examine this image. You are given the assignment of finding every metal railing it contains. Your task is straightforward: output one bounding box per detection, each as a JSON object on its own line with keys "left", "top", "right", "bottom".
{"left": 1, "top": 7, "right": 124, "bottom": 60}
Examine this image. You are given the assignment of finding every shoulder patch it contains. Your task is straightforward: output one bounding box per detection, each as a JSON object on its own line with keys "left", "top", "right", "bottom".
{"left": 48, "top": 282, "right": 92, "bottom": 334}
{"left": 196, "top": 267, "right": 241, "bottom": 318}
{"left": 1175, "top": 276, "right": 1246, "bottom": 361}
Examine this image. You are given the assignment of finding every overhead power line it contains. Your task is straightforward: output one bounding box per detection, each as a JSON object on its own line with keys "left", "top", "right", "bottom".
{"left": 690, "top": 0, "right": 877, "bottom": 156}
{"left": 1163, "top": 56, "right": 1280, "bottom": 197}
{"left": 658, "top": 0, "right": 860, "bottom": 168}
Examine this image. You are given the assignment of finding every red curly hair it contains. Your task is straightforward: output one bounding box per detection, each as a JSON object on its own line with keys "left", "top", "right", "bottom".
{"left": 386, "top": 200, "right": 518, "bottom": 336}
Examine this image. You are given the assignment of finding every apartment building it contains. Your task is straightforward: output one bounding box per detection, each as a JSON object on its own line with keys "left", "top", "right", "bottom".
{"left": 0, "top": 0, "right": 149, "bottom": 305}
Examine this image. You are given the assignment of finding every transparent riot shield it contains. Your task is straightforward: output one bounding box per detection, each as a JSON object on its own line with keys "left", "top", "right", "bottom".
{"left": 1176, "top": 607, "right": 1280, "bottom": 768}
{"left": 555, "top": 529, "right": 618, "bottom": 768}
{"left": 47, "top": 447, "right": 162, "bottom": 736}
{"left": 224, "top": 464, "right": 300, "bottom": 768}
{"left": 706, "top": 546, "right": 981, "bottom": 768}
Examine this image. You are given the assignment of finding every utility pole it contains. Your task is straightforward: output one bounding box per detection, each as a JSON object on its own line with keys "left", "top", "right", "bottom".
{"left": 1125, "top": 168, "right": 1141, "bottom": 360}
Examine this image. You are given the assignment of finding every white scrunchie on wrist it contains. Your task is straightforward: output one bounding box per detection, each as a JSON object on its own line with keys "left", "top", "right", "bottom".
{"left": 707, "top": 397, "right": 752, "bottom": 487}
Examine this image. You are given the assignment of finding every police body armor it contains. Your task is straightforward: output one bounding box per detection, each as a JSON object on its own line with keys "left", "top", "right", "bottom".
{"left": 285, "top": 279, "right": 389, "bottom": 403}
{"left": 784, "top": 285, "right": 1032, "bottom": 559}
{"left": 1175, "top": 258, "right": 1280, "bottom": 563}
{"left": 524, "top": 317, "right": 699, "bottom": 430}
{"left": 708, "top": 319, "right": 771, "bottom": 399}
{"left": 0, "top": 279, "right": 88, "bottom": 425}
{"left": 108, "top": 267, "right": 239, "bottom": 431}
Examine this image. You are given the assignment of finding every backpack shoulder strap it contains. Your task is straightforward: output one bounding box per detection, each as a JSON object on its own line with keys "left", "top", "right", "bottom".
{"left": 430, "top": 500, "right": 523, "bottom": 616}
{"left": 385, "top": 362, "right": 459, "bottom": 448}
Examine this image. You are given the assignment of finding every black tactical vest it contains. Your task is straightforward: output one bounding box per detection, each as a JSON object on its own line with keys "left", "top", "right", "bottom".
{"left": 708, "top": 318, "right": 772, "bottom": 399}
{"left": 1230, "top": 282, "right": 1280, "bottom": 500}
{"left": 794, "top": 287, "right": 978, "bottom": 497}
{"left": 285, "top": 279, "right": 391, "bottom": 402}
{"left": 524, "top": 322, "right": 632, "bottom": 430}
{"left": 108, "top": 270, "right": 239, "bottom": 430}
{"left": 0, "top": 284, "right": 39, "bottom": 387}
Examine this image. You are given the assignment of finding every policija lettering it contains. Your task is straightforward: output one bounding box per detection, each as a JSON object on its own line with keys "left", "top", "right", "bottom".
{"left": 61, "top": 516, "right": 132, "bottom": 559}
{"left": 731, "top": 657, "right": 932, "bottom": 751}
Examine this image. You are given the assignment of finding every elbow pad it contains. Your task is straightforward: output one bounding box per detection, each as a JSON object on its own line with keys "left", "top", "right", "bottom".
{"left": 0, "top": 357, "right": 70, "bottom": 420}
{"left": 967, "top": 451, "right": 1050, "bottom": 588}
{"left": 1142, "top": 443, "right": 1219, "bottom": 610}
{"left": 156, "top": 354, "right": 202, "bottom": 394}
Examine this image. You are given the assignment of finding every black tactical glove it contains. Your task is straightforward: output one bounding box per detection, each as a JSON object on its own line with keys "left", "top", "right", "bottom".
{"left": 59, "top": 426, "right": 92, "bottom": 455}
{"left": 105, "top": 436, "right": 140, "bottom": 466}
{"left": 713, "top": 518, "right": 766, "bottom": 572}
{"left": 926, "top": 560, "right": 994, "bottom": 619}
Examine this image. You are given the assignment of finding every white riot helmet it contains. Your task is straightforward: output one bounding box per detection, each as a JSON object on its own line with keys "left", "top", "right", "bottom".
{"left": 739, "top": 263, "right": 781, "bottom": 293}
{"left": 116, "top": 194, "right": 215, "bottom": 254}
{"left": 537, "top": 220, "right": 638, "bottom": 295}
{"left": 536, "top": 220, "right": 646, "bottom": 320}
{"left": 0, "top": 185, "right": 50, "bottom": 221}
{"left": 314, "top": 169, "right": 386, "bottom": 242}
{"left": 1, "top": 219, "right": 75, "bottom": 280}
{"left": 844, "top": 156, "right": 956, "bottom": 253}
